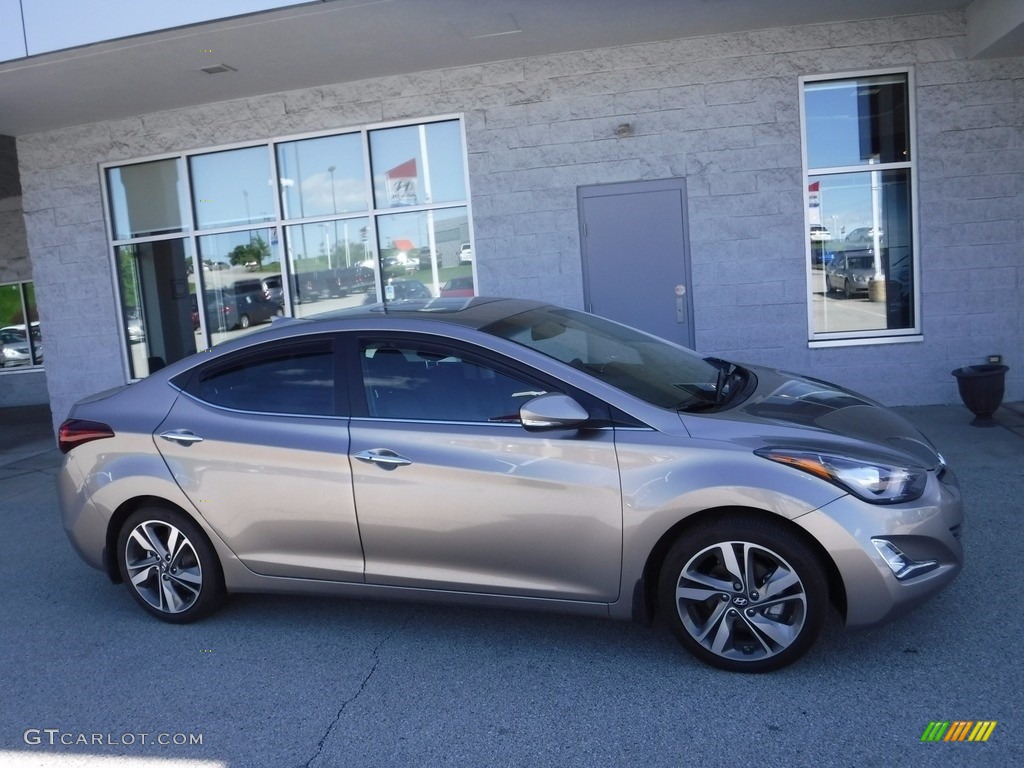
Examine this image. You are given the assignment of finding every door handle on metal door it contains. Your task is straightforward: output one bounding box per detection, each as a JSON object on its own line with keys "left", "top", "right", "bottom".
{"left": 353, "top": 449, "right": 412, "bottom": 469}
{"left": 159, "top": 430, "right": 205, "bottom": 446}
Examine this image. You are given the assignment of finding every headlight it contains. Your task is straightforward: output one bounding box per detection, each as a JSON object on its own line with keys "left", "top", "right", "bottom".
{"left": 755, "top": 448, "right": 927, "bottom": 504}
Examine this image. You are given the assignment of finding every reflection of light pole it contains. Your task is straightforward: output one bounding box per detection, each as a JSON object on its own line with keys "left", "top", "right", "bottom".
{"left": 328, "top": 165, "right": 338, "bottom": 261}
{"left": 243, "top": 190, "right": 250, "bottom": 224}
{"left": 869, "top": 156, "right": 884, "bottom": 279}
{"left": 319, "top": 223, "right": 332, "bottom": 270}
{"left": 328, "top": 166, "right": 337, "bottom": 213}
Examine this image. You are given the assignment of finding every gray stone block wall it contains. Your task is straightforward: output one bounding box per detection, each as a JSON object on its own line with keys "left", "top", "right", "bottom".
{"left": 14, "top": 11, "right": 1024, "bottom": 428}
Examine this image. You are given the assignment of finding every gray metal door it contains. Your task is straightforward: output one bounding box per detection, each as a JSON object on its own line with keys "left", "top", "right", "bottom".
{"left": 578, "top": 178, "right": 694, "bottom": 348}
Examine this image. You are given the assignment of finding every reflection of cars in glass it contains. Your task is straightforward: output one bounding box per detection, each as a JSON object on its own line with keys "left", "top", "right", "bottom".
{"left": 334, "top": 266, "right": 376, "bottom": 296}
{"left": 383, "top": 253, "right": 420, "bottom": 275}
{"left": 458, "top": 243, "right": 473, "bottom": 263}
{"left": 57, "top": 298, "right": 963, "bottom": 673}
{"left": 125, "top": 310, "right": 145, "bottom": 343}
{"left": 205, "top": 287, "right": 281, "bottom": 331}
{"left": 845, "top": 227, "right": 884, "bottom": 246}
{"left": 825, "top": 250, "right": 877, "bottom": 299}
{"left": 809, "top": 225, "right": 830, "bottom": 242}
{"left": 261, "top": 276, "right": 284, "bottom": 305}
{"left": 0, "top": 323, "right": 43, "bottom": 367}
{"left": 440, "top": 276, "right": 474, "bottom": 297}
{"left": 375, "top": 279, "right": 432, "bottom": 303}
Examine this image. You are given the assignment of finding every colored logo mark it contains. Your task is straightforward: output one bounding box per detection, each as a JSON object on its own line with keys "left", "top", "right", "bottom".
{"left": 921, "top": 721, "right": 997, "bottom": 742}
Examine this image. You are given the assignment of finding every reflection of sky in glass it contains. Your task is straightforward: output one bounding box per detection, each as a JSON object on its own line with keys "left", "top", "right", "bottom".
{"left": 370, "top": 121, "right": 466, "bottom": 208}
{"left": 376, "top": 207, "right": 468, "bottom": 254}
{"left": 810, "top": 170, "right": 908, "bottom": 242}
{"left": 277, "top": 133, "right": 367, "bottom": 218}
{"left": 191, "top": 147, "right": 274, "bottom": 230}
{"left": 805, "top": 75, "right": 906, "bottom": 169}
{"left": 197, "top": 228, "right": 278, "bottom": 267}
{"left": 285, "top": 217, "right": 370, "bottom": 268}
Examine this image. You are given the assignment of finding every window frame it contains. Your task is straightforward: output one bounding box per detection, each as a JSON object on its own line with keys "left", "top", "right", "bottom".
{"left": 799, "top": 68, "right": 922, "bottom": 347}
{"left": 101, "top": 114, "right": 475, "bottom": 383}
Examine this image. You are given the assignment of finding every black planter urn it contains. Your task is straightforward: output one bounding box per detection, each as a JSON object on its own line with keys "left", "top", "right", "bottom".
{"left": 951, "top": 364, "right": 1009, "bottom": 427}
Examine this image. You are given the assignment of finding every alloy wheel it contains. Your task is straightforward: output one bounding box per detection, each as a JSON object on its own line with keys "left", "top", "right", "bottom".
{"left": 673, "top": 540, "right": 808, "bottom": 664}
{"left": 123, "top": 519, "right": 203, "bottom": 615}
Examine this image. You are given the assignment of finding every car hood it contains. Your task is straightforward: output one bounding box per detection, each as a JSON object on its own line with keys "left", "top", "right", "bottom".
{"left": 682, "top": 365, "right": 944, "bottom": 470}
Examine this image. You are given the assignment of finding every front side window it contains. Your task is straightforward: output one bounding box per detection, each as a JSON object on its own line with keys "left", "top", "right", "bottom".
{"left": 360, "top": 340, "right": 541, "bottom": 423}
{"left": 802, "top": 71, "right": 918, "bottom": 341}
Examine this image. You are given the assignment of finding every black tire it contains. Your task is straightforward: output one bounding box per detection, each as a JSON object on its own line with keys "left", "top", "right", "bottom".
{"left": 658, "top": 514, "right": 828, "bottom": 673}
{"left": 843, "top": 279, "right": 853, "bottom": 300}
{"left": 239, "top": 313, "right": 251, "bottom": 329}
{"left": 116, "top": 507, "right": 226, "bottom": 624}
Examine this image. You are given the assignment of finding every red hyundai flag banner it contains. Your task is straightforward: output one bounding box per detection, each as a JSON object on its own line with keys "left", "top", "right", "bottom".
{"left": 386, "top": 158, "right": 418, "bottom": 207}
{"left": 808, "top": 181, "right": 821, "bottom": 224}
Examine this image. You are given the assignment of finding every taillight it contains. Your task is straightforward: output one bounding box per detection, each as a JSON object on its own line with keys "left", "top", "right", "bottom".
{"left": 58, "top": 419, "right": 115, "bottom": 454}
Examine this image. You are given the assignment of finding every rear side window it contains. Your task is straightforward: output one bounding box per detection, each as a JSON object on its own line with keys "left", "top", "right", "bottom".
{"left": 192, "top": 339, "right": 336, "bottom": 416}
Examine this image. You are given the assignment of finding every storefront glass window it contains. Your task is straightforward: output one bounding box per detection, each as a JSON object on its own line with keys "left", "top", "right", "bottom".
{"left": 803, "top": 71, "right": 917, "bottom": 341}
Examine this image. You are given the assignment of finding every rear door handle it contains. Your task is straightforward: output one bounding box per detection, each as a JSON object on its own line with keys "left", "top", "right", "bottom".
{"left": 353, "top": 449, "right": 412, "bottom": 469}
{"left": 159, "top": 430, "right": 204, "bottom": 446}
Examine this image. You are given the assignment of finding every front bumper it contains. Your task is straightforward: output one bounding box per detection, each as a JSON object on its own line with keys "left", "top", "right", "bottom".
{"left": 795, "top": 468, "right": 963, "bottom": 627}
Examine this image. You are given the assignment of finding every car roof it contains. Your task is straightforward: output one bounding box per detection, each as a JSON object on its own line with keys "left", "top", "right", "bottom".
{"left": 298, "top": 296, "right": 547, "bottom": 329}
{"left": 143, "top": 297, "right": 557, "bottom": 386}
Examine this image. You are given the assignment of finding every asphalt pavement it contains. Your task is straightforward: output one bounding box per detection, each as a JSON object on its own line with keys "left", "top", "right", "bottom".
{"left": 0, "top": 402, "right": 1022, "bottom": 767}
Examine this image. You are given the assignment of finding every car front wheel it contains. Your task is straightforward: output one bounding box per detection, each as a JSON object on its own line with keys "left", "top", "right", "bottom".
{"left": 658, "top": 515, "right": 828, "bottom": 673}
{"left": 116, "top": 507, "right": 225, "bottom": 623}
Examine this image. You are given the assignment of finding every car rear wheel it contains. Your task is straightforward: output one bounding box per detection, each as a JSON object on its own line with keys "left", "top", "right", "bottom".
{"left": 239, "top": 313, "right": 251, "bottom": 329}
{"left": 116, "top": 507, "right": 225, "bottom": 623}
{"left": 658, "top": 515, "right": 828, "bottom": 673}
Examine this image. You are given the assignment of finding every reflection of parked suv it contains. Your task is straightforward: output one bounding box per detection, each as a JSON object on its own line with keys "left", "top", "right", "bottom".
{"left": 458, "top": 243, "right": 473, "bottom": 263}
{"left": 206, "top": 287, "right": 281, "bottom": 331}
{"left": 335, "top": 266, "right": 376, "bottom": 296}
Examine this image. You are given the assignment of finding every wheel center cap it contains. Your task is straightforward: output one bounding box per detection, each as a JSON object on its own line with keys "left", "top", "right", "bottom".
{"left": 733, "top": 596, "right": 749, "bottom": 607}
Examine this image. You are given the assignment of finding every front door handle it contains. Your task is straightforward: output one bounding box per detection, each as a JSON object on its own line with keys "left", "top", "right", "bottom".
{"left": 353, "top": 449, "right": 412, "bottom": 469}
{"left": 159, "top": 430, "right": 204, "bottom": 446}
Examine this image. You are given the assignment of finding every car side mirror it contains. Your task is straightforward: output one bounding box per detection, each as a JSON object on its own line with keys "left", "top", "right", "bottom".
{"left": 520, "top": 393, "right": 590, "bottom": 431}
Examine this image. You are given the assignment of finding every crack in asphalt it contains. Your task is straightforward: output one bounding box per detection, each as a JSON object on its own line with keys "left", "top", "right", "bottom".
{"left": 301, "top": 614, "right": 414, "bottom": 768}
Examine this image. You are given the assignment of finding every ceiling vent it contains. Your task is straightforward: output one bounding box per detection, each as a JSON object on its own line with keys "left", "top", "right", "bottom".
{"left": 199, "top": 64, "right": 237, "bottom": 75}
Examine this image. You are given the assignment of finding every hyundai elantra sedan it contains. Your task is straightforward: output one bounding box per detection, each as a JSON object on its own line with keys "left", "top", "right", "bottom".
{"left": 57, "top": 298, "right": 963, "bottom": 672}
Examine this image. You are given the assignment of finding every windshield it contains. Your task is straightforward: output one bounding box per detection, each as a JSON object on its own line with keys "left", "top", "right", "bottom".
{"left": 482, "top": 306, "right": 727, "bottom": 409}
